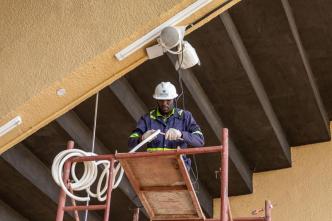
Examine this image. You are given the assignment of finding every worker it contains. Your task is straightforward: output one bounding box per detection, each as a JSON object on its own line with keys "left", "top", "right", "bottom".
{"left": 128, "top": 81, "right": 204, "bottom": 167}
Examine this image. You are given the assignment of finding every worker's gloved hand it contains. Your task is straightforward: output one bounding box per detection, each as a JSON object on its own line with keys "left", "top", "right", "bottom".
{"left": 165, "top": 128, "right": 182, "bottom": 140}
{"left": 141, "top": 129, "right": 156, "bottom": 141}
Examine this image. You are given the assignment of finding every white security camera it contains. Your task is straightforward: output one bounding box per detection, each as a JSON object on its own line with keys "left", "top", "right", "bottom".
{"left": 159, "top": 26, "right": 185, "bottom": 51}
{"left": 146, "top": 26, "right": 200, "bottom": 70}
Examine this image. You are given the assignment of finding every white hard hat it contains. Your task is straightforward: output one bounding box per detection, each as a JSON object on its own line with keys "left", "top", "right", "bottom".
{"left": 153, "top": 82, "right": 178, "bottom": 100}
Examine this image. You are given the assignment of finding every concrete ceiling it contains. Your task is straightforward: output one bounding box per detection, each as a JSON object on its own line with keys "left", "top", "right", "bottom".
{"left": 1, "top": 0, "right": 332, "bottom": 220}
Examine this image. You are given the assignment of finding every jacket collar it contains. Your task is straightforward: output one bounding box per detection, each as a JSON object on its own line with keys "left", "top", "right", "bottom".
{"left": 150, "top": 108, "right": 183, "bottom": 120}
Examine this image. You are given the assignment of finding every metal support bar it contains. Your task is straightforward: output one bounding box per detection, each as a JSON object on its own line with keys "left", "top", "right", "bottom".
{"left": 265, "top": 200, "right": 272, "bottom": 221}
{"left": 70, "top": 146, "right": 222, "bottom": 162}
{"left": 154, "top": 218, "right": 265, "bottom": 221}
{"left": 206, "top": 218, "right": 265, "bottom": 221}
{"left": 116, "top": 146, "right": 222, "bottom": 159}
{"left": 103, "top": 158, "right": 115, "bottom": 221}
{"left": 56, "top": 141, "right": 75, "bottom": 221}
{"left": 63, "top": 205, "right": 106, "bottom": 211}
{"left": 132, "top": 208, "right": 140, "bottom": 221}
{"left": 68, "top": 185, "right": 80, "bottom": 221}
{"left": 220, "top": 129, "right": 229, "bottom": 221}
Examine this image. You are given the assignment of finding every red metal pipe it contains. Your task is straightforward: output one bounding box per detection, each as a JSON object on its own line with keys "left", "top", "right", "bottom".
{"left": 132, "top": 208, "right": 140, "bottom": 221}
{"left": 265, "top": 200, "right": 272, "bottom": 221}
{"left": 154, "top": 218, "right": 265, "bottom": 221}
{"left": 63, "top": 205, "right": 106, "bottom": 211}
{"left": 103, "top": 158, "right": 115, "bottom": 221}
{"left": 221, "top": 129, "right": 229, "bottom": 221}
{"left": 207, "top": 218, "right": 265, "bottom": 221}
{"left": 70, "top": 154, "right": 114, "bottom": 163}
{"left": 55, "top": 140, "right": 75, "bottom": 221}
{"left": 115, "top": 146, "right": 223, "bottom": 159}
{"left": 68, "top": 185, "right": 80, "bottom": 221}
{"left": 70, "top": 146, "right": 222, "bottom": 162}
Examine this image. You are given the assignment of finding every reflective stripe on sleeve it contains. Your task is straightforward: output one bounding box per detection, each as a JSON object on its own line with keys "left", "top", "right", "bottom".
{"left": 192, "top": 131, "right": 203, "bottom": 136}
{"left": 129, "top": 132, "right": 140, "bottom": 138}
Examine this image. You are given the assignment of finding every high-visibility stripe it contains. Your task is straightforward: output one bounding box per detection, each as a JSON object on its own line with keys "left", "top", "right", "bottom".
{"left": 129, "top": 133, "right": 140, "bottom": 138}
{"left": 149, "top": 110, "right": 157, "bottom": 120}
{"left": 150, "top": 108, "right": 178, "bottom": 120}
{"left": 192, "top": 131, "right": 203, "bottom": 136}
{"left": 147, "top": 147, "right": 176, "bottom": 152}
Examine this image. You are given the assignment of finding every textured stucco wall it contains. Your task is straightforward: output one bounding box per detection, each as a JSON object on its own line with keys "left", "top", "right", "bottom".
{"left": 213, "top": 123, "right": 332, "bottom": 221}
{"left": 0, "top": 0, "right": 193, "bottom": 116}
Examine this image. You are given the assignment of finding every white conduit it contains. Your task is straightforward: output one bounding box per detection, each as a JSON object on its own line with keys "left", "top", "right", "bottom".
{"left": 52, "top": 130, "right": 161, "bottom": 202}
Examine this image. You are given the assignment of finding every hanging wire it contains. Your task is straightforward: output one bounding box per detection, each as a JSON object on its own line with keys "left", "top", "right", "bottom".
{"left": 176, "top": 43, "right": 185, "bottom": 110}
{"left": 176, "top": 45, "right": 199, "bottom": 190}
{"left": 84, "top": 92, "right": 100, "bottom": 221}
{"left": 91, "top": 92, "right": 99, "bottom": 153}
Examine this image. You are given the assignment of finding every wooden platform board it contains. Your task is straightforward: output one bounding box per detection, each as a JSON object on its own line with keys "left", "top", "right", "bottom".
{"left": 119, "top": 155, "right": 205, "bottom": 220}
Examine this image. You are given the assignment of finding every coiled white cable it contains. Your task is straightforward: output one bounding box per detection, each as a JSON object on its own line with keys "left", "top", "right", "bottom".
{"left": 52, "top": 130, "right": 161, "bottom": 202}
{"left": 52, "top": 149, "right": 113, "bottom": 202}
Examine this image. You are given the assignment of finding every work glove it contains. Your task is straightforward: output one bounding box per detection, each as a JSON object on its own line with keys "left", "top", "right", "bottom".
{"left": 141, "top": 129, "right": 156, "bottom": 141}
{"left": 165, "top": 128, "right": 182, "bottom": 140}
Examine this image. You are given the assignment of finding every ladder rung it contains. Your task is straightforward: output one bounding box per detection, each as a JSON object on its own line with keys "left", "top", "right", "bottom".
{"left": 63, "top": 205, "right": 106, "bottom": 211}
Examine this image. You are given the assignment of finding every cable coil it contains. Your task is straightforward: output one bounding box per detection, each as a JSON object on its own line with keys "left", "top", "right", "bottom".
{"left": 52, "top": 130, "right": 161, "bottom": 203}
{"left": 51, "top": 149, "right": 124, "bottom": 202}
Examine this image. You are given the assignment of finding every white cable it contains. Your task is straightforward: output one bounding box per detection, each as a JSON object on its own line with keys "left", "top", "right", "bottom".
{"left": 51, "top": 149, "right": 110, "bottom": 202}
{"left": 112, "top": 163, "right": 124, "bottom": 189}
{"left": 166, "top": 43, "right": 183, "bottom": 55}
{"left": 130, "top": 129, "right": 161, "bottom": 153}
{"left": 91, "top": 93, "right": 99, "bottom": 153}
{"left": 51, "top": 130, "right": 162, "bottom": 202}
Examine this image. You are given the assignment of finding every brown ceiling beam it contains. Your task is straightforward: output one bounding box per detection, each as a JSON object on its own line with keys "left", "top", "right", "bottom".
{"left": 0, "top": 199, "right": 28, "bottom": 221}
{"left": 167, "top": 54, "right": 252, "bottom": 194}
{"left": 56, "top": 111, "right": 107, "bottom": 153}
{"left": 219, "top": 12, "right": 291, "bottom": 163}
{"left": 109, "top": 78, "right": 148, "bottom": 121}
{"left": 1, "top": 143, "right": 101, "bottom": 221}
{"left": 109, "top": 79, "right": 214, "bottom": 217}
{"left": 280, "top": 0, "right": 329, "bottom": 133}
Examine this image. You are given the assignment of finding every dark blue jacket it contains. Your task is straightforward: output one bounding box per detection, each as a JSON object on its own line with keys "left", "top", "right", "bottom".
{"left": 128, "top": 108, "right": 204, "bottom": 151}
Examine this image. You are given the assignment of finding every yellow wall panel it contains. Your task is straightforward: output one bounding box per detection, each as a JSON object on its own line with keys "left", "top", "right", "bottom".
{"left": 214, "top": 123, "right": 332, "bottom": 221}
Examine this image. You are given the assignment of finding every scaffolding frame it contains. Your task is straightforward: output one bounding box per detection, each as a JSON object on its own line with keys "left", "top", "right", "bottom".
{"left": 55, "top": 128, "right": 272, "bottom": 221}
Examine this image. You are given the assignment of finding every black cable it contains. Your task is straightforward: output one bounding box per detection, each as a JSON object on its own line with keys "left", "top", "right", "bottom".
{"left": 175, "top": 43, "right": 199, "bottom": 190}
{"left": 176, "top": 43, "right": 185, "bottom": 110}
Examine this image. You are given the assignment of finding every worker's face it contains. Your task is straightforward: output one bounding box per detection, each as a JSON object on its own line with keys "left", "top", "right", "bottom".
{"left": 157, "top": 99, "right": 174, "bottom": 115}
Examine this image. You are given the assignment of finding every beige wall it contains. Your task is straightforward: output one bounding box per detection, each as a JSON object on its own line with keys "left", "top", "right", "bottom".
{"left": 0, "top": 0, "right": 193, "bottom": 116}
{"left": 214, "top": 123, "right": 332, "bottom": 221}
{"left": 0, "top": 0, "right": 240, "bottom": 153}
